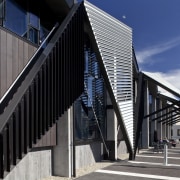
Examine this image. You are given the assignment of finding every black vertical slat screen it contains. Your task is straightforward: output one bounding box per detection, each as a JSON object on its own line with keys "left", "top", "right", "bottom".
{"left": 38, "top": 72, "right": 42, "bottom": 138}
{"left": 52, "top": 49, "right": 56, "bottom": 124}
{"left": 8, "top": 118, "right": 13, "bottom": 166}
{"left": 53, "top": 46, "right": 57, "bottom": 121}
{"left": 15, "top": 106, "right": 20, "bottom": 159}
{"left": 3, "top": 125, "right": 10, "bottom": 172}
{"left": 0, "top": 134, "right": 3, "bottom": 178}
{"left": 61, "top": 34, "right": 65, "bottom": 114}
{"left": 9, "top": 116, "right": 16, "bottom": 166}
{"left": 46, "top": 57, "right": 51, "bottom": 129}
{"left": 29, "top": 85, "right": 33, "bottom": 147}
{"left": 65, "top": 28, "right": 69, "bottom": 108}
{"left": 0, "top": 3, "right": 84, "bottom": 178}
{"left": 49, "top": 54, "right": 53, "bottom": 127}
{"left": 60, "top": 38, "right": 63, "bottom": 116}
{"left": 38, "top": 73, "right": 42, "bottom": 138}
{"left": 24, "top": 92, "right": 29, "bottom": 153}
{"left": 33, "top": 79, "right": 38, "bottom": 143}
{"left": 42, "top": 64, "right": 47, "bottom": 134}
{"left": 55, "top": 42, "right": 60, "bottom": 119}
{"left": 20, "top": 99, "right": 25, "bottom": 154}
{"left": 18, "top": 104, "right": 22, "bottom": 159}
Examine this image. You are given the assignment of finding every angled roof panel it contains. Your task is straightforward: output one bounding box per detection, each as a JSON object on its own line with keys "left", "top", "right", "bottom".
{"left": 143, "top": 71, "right": 180, "bottom": 98}
{"left": 84, "top": 1, "right": 134, "bottom": 152}
{"left": 158, "top": 87, "right": 180, "bottom": 101}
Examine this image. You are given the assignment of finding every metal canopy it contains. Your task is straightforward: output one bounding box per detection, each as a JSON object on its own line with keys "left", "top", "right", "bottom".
{"left": 142, "top": 71, "right": 180, "bottom": 125}
{"left": 144, "top": 98, "right": 180, "bottom": 125}
{"left": 143, "top": 71, "right": 180, "bottom": 98}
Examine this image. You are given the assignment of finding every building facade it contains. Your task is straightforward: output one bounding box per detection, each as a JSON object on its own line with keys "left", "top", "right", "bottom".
{"left": 1, "top": 0, "right": 180, "bottom": 180}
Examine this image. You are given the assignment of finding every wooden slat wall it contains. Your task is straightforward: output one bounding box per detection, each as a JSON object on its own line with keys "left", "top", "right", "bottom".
{"left": 0, "top": 28, "right": 37, "bottom": 98}
{"left": 0, "top": 27, "right": 57, "bottom": 161}
{"left": 35, "top": 124, "right": 57, "bottom": 148}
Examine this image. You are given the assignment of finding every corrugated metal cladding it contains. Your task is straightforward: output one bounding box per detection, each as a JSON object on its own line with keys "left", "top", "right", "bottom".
{"left": 84, "top": 1, "right": 134, "bottom": 148}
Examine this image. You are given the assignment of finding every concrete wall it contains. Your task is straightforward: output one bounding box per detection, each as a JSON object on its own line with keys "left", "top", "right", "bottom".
{"left": 172, "top": 124, "right": 180, "bottom": 140}
{"left": 53, "top": 108, "right": 74, "bottom": 177}
{"left": 117, "top": 140, "right": 128, "bottom": 155}
{"left": 75, "top": 142, "right": 103, "bottom": 169}
{"left": 4, "top": 150, "right": 51, "bottom": 180}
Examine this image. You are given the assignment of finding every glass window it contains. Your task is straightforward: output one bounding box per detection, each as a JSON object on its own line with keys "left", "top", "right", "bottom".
{"left": 40, "top": 25, "right": 49, "bottom": 43}
{"left": 0, "top": 0, "right": 5, "bottom": 25}
{"left": 4, "top": 0, "right": 27, "bottom": 36}
{"left": 28, "top": 26, "right": 38, "bottom": 44}
{"left": 177, "top": 129, "right": 180, "bottom": 136}
{"left": 74, "top": 36, "right": 106, "bottom": 141}
{"left": 29, "top": 13, "right": 39, "bottom": 29}
{"left": 149, "top": 94, "right": 152, "bottom": 104}
{"left": 2, "top": 0, "right": 50, "bottom": 44}
{"left": 0, "top": 0, "right": 4, "bottom": 18}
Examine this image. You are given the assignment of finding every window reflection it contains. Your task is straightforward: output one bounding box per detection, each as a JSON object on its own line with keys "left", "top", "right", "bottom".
{"left": 74, "top": 35, "right": 106, "bottom": 141}
{"left": 2, "top": 0, "right": 49, "bottom": 45}
{"left": 4, "top": 0, "right": 27, "bottom": 36}
{"left": 29, "top": 13, "right": 39, "bottom": 28}
{"left": 40, "top": 26, "right": 49, "bottom": 44}
{"left": 29, "top": 26, "right": 38, "bottom": 44}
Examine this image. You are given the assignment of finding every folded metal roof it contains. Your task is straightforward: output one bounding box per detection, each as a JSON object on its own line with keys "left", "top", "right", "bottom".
{"left": 158, "top": 87, "right": 180, "bottom": 101}
{"left": 142, "top": 71, "right": 180, "bottom": 98}
{"left": 142, "top": 71, "right": 180, "bottom": 125}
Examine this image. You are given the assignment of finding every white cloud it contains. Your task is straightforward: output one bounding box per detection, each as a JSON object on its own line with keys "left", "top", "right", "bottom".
{"left": 136, "top": 36, "right": 180, "bottom": 64}
{"left": 163, "top": 69, "right": 180, "bottom": 90}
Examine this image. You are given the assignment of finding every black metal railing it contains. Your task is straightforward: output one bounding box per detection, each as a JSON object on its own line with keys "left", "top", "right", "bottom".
{"left": 0, "top": 22, "right": 59, "bottom": 114}
{"left": 0, "top": 2, "right": 84, "bottom": 178}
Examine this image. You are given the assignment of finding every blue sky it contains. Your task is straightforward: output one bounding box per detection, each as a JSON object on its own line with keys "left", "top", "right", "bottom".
{"left": 83, "top": 0, "right": 180, "bottom": 89}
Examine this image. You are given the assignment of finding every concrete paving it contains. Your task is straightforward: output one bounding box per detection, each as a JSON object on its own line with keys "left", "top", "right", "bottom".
{"left": 43, "top": 144, "right": 180, "bottom": 180}
{"left": 75, "top": 144, "right": 180, "bottom": 180}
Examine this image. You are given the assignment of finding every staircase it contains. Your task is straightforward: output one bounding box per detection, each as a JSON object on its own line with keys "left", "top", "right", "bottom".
{"left": 0, "top": 2, "right": 84, "bottom": 179}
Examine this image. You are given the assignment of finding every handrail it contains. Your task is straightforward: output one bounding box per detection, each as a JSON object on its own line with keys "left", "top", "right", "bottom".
{"left": 0, "top": 22, "right": 59, "bottom": 112}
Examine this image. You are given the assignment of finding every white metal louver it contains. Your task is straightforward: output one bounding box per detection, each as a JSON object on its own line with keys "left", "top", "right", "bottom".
{"left": 84, "top": 1, "right": 134, "bottom": 149}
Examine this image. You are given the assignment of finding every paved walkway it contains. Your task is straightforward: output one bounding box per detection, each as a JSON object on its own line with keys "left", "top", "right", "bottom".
{"left": 43, "top": 144, "right": 180, "bottom": 180}
{"left": 75, "top": 144, "right": 180, "bottom": 180}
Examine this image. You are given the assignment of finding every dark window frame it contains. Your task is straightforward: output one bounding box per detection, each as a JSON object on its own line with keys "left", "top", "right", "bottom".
{"left": 0, "top": 0, "right": 5, "bottom": 25}
{"left": 177, "top": 129, "right": 180, "bottom": 136}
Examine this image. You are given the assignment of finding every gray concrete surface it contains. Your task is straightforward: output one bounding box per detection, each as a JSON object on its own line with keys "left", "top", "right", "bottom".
{"left": 74, "top": 144, "right": 180, "bottom": 180}
{"left": 10, "top": 143, "right": 180, "bottom": 180}
{"left": 53, "top": 109, "right": 74, "bottom": 177}
{"left": 41, "top": 154, "right": 129, "bottom": 180}
{"left": 75, "top": 142, "right": 103, "bottom": 169}
{"left": 4, "top": 150, "right": 51, "bottom": 180}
